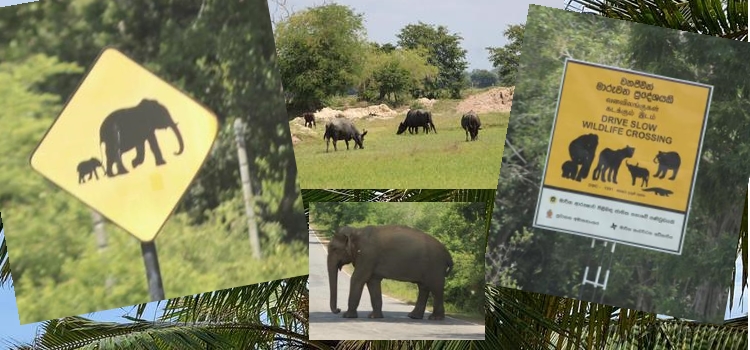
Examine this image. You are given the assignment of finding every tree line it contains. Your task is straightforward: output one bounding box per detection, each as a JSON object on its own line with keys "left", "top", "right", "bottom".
{"left": 274, "top": 3, "right": 519, "bottom": 114}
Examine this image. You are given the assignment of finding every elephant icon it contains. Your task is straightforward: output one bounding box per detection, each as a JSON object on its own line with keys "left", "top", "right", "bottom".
{"left": 99, "top": 99, "right": 184, "bottom": 177}
{"left": 77, "top": 157, "right": 104, "bottom": 184}
{"left": 565, "top": 133, "right": 599, "bottom": 182}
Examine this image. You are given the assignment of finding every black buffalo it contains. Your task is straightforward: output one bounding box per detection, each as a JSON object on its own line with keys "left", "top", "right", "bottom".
{"left": 303, "top": 112, "right": 316, "bottom": 128}
{"left": 461, "top": 111, "right": 481, "bottom": 141}
{"left": 397, "top": 109, "right": 437, "bottom": 135}
{"left": 324, "top": 118, "right": 368, "bottom": 153}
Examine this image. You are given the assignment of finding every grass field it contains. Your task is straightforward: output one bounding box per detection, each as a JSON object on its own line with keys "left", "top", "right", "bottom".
{"left": 291, "top": 99, "right": 509, "bottom": 189}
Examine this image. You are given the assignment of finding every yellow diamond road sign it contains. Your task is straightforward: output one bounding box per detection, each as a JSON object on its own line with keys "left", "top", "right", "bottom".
{"left": 30, "top": 48, "right": 219, "bottom": 242}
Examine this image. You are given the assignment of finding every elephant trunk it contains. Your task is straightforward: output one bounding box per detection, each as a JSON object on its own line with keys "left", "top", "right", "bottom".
{"left": 170, "top": 123, "right": 185, "bottom": 155}
{"left": 327, "top": 253, "right": 341, "bottom": 314}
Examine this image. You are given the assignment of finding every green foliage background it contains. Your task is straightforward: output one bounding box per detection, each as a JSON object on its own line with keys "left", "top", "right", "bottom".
{"left": 0, "top": 0, "right": 307, "bottom": 324}
{"left": 273, "top": 4, "right": 470, "bottom": 114}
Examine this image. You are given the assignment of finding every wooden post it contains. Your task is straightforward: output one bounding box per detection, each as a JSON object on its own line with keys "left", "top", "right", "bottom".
{"left": 91, "top": 210, "right": 115, "bottom": 291}
{"left": 233, "top": 118, "right": 262, "bottom": 260}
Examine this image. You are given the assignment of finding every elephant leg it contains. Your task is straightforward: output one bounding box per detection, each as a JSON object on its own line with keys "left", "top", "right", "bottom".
{"left": 344, "top": 270, "right": 368, "bottom": 318}
{"left": 408, "top": 284, "right": 429, "bottom": 319}
{"left": 93, "top": 170, "right": 99, "bottom": 180}
{"left": 115, "top": 155, "right": 129, "bottom": 175}
{"left": 79, "top": 173, "right": 85, "bottom": 184}
{"left": 132, "top": 143, "right": 146, "bottom": 168}
{"left": 87, "top": 171, "right": 94, "bottom": 181}
{"left": 428, "top": 281, "right": 446, "bottom": 320}
{"left": 669, "top": 168, "right": 678, "bottom": 180}
{"left": 146, "top": 134, "right": 167, "bottom": 166}
{"left": 366, "top": 278, "right": 384, "bottom": 319}
{"left": 107, "top": 149, "right": 128, "bottom": 176}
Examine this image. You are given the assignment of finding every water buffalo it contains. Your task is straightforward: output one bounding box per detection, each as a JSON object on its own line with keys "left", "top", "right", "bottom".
{"left": 303, "top": 112, "right": 316, "bottom": 128}
{"left": 397, "top": 109, "right": 437, "bottom": 135}
{"left": 461, "top": 111, "right": 481, "bottom": 141}
{"left": 324, "top": 118, "right": 368, "bottom": 153}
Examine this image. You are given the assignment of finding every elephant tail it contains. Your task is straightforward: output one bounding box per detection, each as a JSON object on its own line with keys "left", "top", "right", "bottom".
{"left": 445, "top": 253, "right": 454, "bottom": 276}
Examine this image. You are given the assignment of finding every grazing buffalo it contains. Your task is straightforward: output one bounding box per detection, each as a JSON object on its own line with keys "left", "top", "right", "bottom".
{"left": 461, "top": 111, "right": 481, "bottom": 141}
{"left": 324, "top": 118, "right": 368, "bottom": 153}
{"left": 303, "top": 112, "right": 316, "bottom": 128}
{"left": 397, "top": 109, "right": 437, "bottom": 135}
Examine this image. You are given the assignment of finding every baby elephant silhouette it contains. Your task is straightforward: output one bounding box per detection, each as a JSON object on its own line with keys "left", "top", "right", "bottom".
{"left": 77, "top": 157, "right": 104, "bottom": 184}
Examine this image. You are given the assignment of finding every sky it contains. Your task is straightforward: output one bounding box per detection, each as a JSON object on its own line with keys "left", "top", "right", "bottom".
{"left": 268, "top": 0, "right": 567, "bottom": 71}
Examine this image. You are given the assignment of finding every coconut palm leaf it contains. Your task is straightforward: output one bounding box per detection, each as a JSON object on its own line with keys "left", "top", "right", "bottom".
{"left": 731, "top": 190, "right": 749, "bottom": 309}
{"left": 11, "top": 276, "right": 325, "bottom": 350}
{"left": 570, "top": 0, "right": 748, "bottom": 40}
{"left": 0, "top": 235, "right": 11, "bottom": 287}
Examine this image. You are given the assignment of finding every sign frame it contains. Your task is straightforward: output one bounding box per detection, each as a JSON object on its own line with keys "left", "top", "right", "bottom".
{"left": 532, "top": 58, "right": 713, "bottom": 255}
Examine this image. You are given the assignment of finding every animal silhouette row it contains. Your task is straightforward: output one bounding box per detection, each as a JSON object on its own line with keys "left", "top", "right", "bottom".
{"left": 561, "top": 133, "right": 681, "bottom": 196}
{"left": 305, "top": 109, "right": 483, "bottom": 153}
{"left": 77, "top": 99, "right": 185, "bottom": 185}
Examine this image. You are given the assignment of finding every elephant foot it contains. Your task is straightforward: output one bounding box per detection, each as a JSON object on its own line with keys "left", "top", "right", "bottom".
{"left": 342, "top": 310, "right": 358, "bottom": 318}
{"left": 132, "top": 160, "right": 144, "bottom": 169}
{"left": 368, "top": 311, "right": 384, "bottom": 319}
{"left": 407, "top": 311, "right": 425, "bottom": 319}
{"left": 428, "top": 313, "right": 445, "bottom": 320}
{"left": 155, "top": 159, "right": 166, "bottom": 166}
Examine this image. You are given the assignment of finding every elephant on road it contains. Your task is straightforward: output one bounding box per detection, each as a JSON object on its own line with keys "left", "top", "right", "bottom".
{"left": 327, "top": 225, "right": 453, "bottom": 320}
{"left": 99, "top": 99, "right": 184, "bottom": 177}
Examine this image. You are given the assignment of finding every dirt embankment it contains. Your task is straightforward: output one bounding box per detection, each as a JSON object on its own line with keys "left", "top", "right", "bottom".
{"left": 455, "top": 87, "right": 514, "bottom": 114}
{"left": 290, "top": 104, "right": 400, "bottom": 144}
{"left": 291, "top": 104, "right": 399, "bottom": 127}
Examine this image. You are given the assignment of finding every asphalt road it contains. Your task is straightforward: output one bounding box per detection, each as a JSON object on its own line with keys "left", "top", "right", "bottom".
{"left": 308, "top": 231, "right": 485, "bottom": 340}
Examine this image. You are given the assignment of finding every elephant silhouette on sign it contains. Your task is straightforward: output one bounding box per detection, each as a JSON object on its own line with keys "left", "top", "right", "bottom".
{"left": 99, "top": 99, "right": 184, "bottom": 177}
{"left": 77, "top": 157, "right": 104, "bottom": 184}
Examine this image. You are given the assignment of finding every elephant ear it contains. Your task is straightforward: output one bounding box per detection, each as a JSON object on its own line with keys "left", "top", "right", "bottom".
{"left": 340, "top": 226, "right": 358, "bottom": 261}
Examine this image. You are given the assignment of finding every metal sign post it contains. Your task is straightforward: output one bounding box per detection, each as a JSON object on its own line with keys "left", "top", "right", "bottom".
{"left": 140, "top": 241, "right": 165, "bottom": 301}
{"left": 578, "top": 238, "right": 617, "bottom": 305}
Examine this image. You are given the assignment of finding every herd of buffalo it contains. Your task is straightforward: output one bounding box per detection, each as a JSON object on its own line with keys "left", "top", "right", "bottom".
{"left": 302, "top": 109, "right": 483, "bottom": 153}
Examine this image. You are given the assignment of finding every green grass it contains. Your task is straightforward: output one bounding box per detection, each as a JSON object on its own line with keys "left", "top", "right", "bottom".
{"left": 292, "top": 102, "right": 508, "bottom": 189}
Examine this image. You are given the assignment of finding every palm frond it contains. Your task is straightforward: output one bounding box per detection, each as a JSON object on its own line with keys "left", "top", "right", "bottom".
{"left": 571, "top": 0, "right": 748, "bottom": 40}
{"left": 18, "top": 315, "right": 329, "bottom": 350}
{"left": 11, "top": 276, "right": 319, "bottom": 350}
{"left": 0, "top": 235, "right": 12, "bottom": 288}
